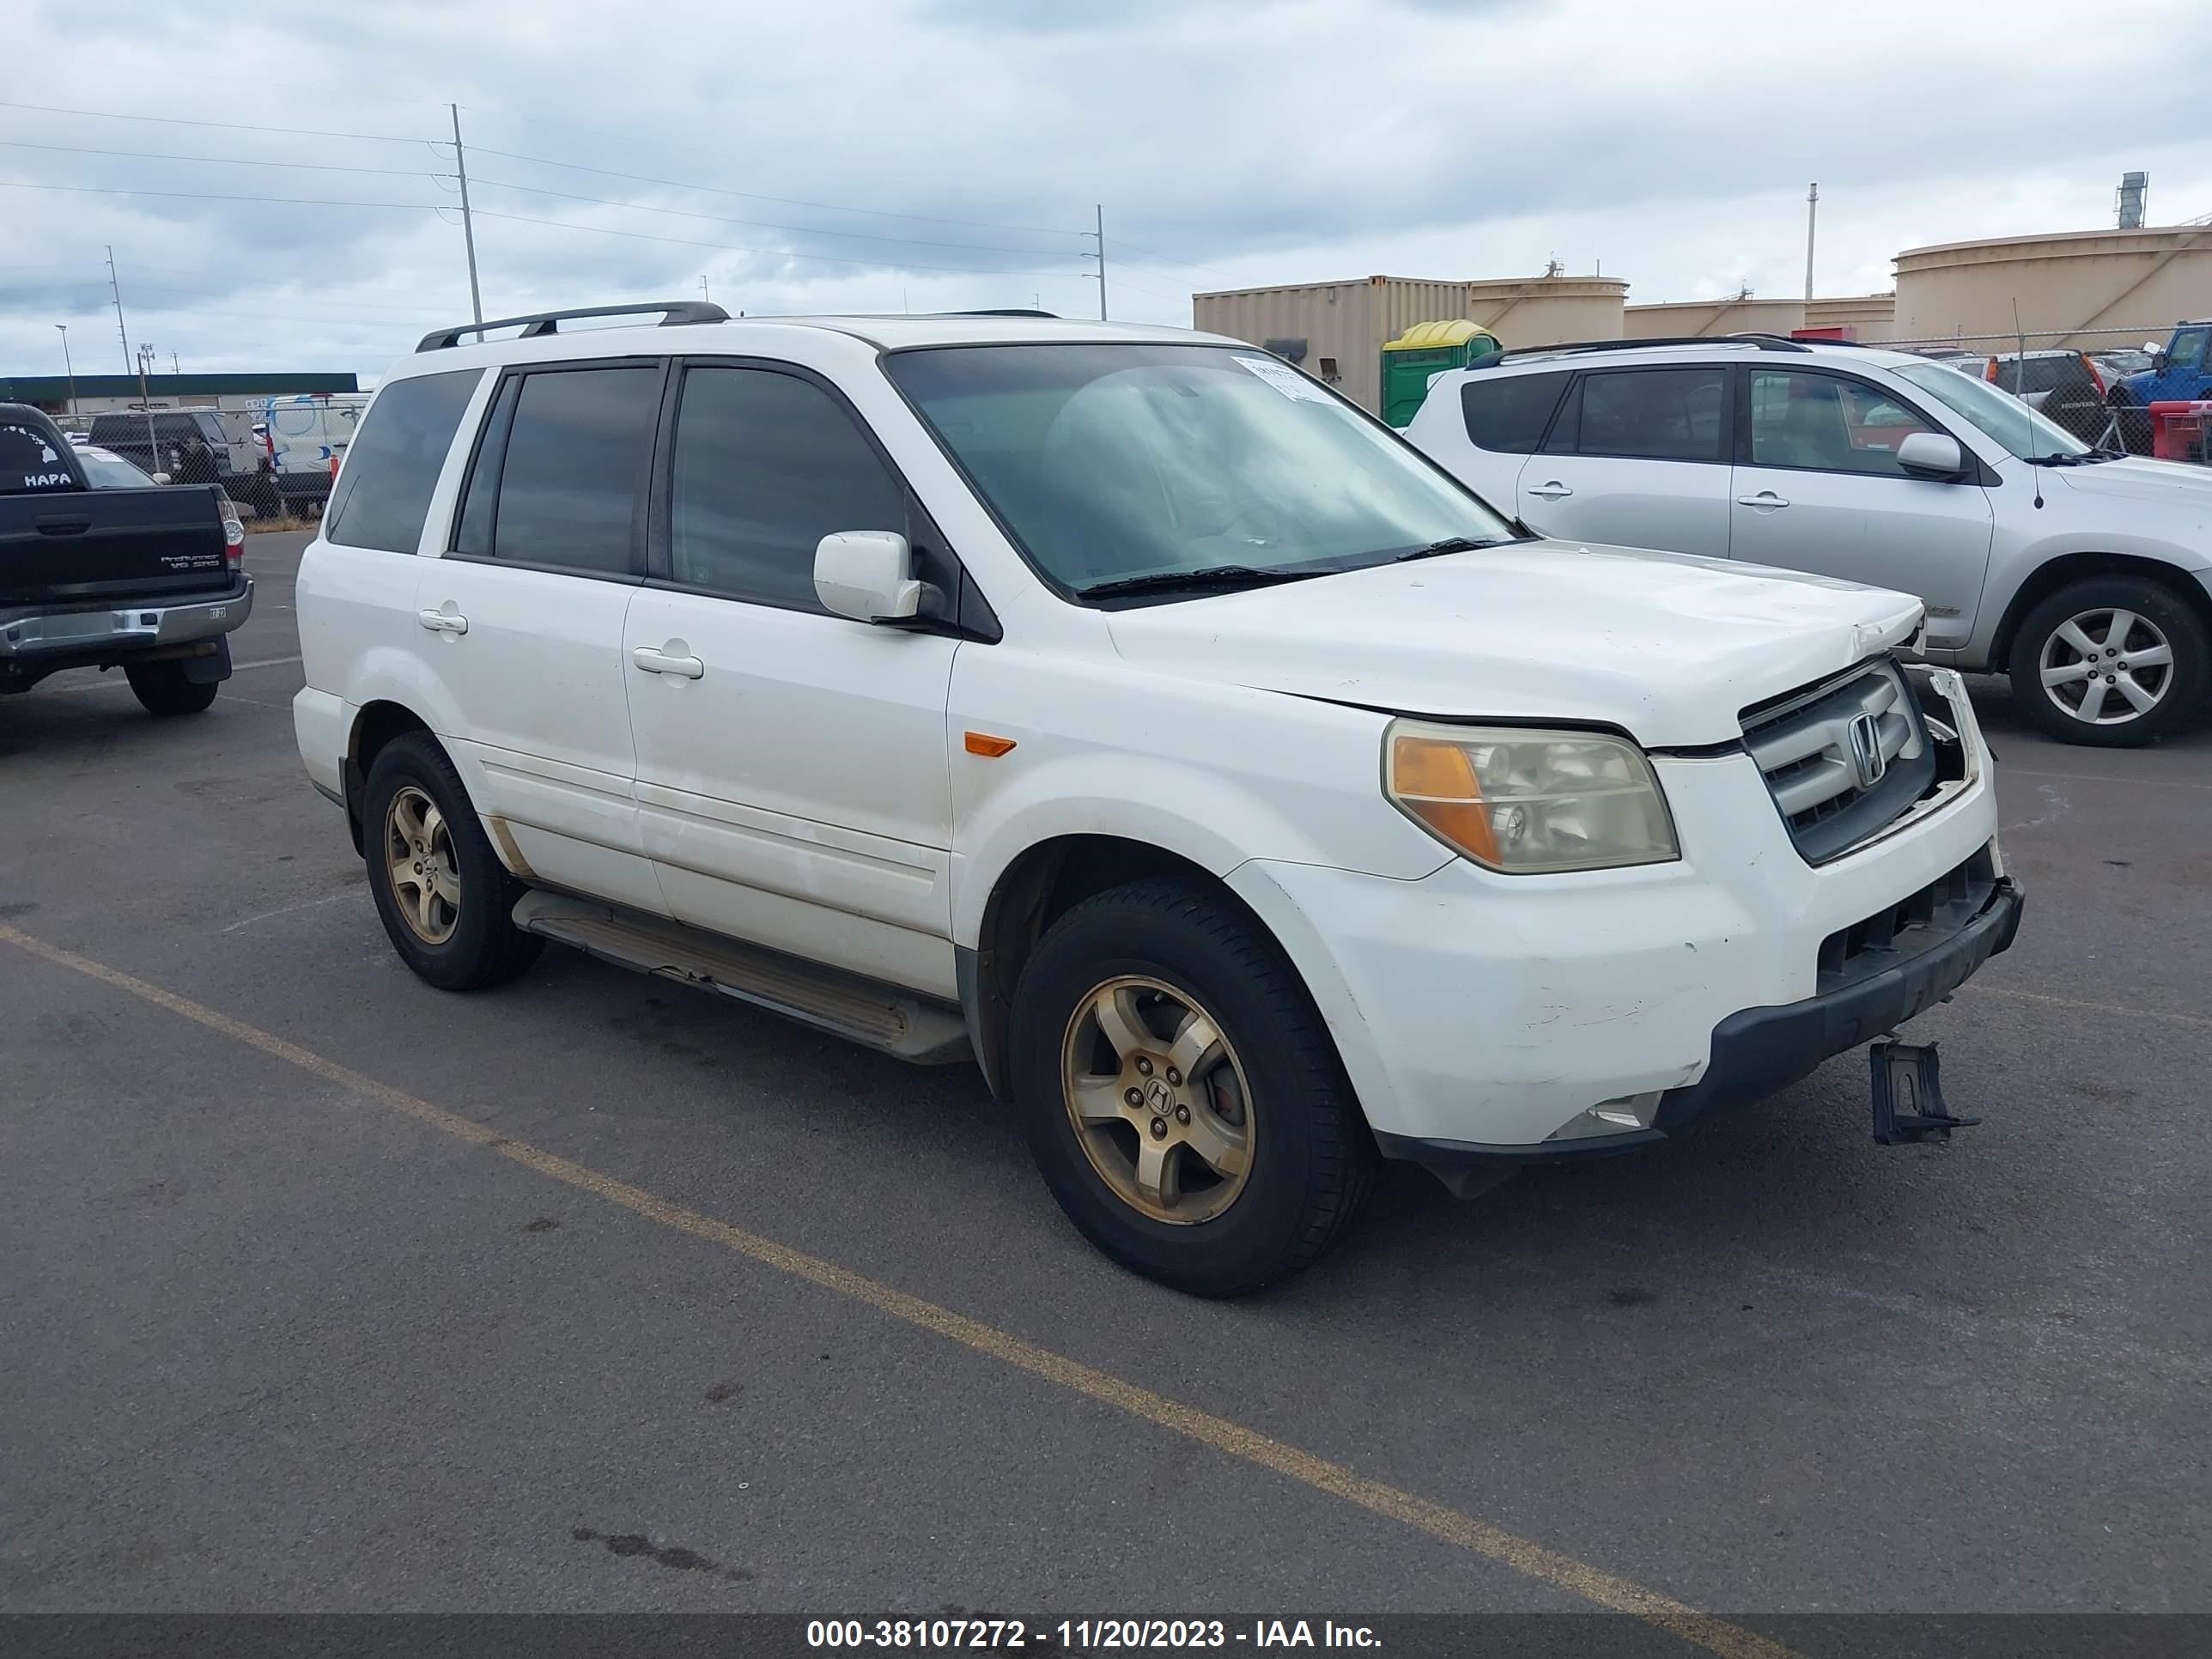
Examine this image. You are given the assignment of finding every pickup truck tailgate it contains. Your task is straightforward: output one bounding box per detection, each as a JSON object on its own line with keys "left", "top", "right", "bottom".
{"left": 0, "top": 483, "right": 230, "bottom": 608}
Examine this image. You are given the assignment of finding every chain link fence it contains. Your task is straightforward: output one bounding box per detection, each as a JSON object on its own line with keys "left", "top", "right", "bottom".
{"left": 1869, "top": 325, "right": 2195, "bottom": 459}
{"left": 48, "top": 395, "right": 369, "bottom": 519}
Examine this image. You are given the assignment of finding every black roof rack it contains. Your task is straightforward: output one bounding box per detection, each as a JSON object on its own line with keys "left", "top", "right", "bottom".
{"left": 1483, "top": 332, "right": 1814, "bottom": 366}
{"left": 416, "top": 301, "right": 730, "bottom": 353}
{"left": 933, "top": 308, "right": 1060, "bottom": 319}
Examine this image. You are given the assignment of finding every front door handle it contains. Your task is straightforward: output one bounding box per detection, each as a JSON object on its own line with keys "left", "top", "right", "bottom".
{"left": 416, "top": 608, "right": 468, "bottom": 635}
{"left": 1736, "top": 490, "right": 1790, "bottom": 511}
{"left": 1526, "top": 481, "right": 1574, "bottom": 501}
{"left": 632, "top": 646, "right": 705, "bottom": 679}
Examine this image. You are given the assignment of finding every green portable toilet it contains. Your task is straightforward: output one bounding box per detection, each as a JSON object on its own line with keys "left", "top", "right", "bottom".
{"left": 1380, "top": 319, "right": 1503, "bottom": 428}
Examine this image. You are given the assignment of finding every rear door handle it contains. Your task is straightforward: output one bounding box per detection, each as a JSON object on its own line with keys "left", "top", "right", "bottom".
{"left": 1526, "top": 481, "right": 1574, "bottom": 501}
{"left": 632, "top": 646, "right": 704, "bottom": 679}
{"left": 1736, "top": 491, "right": 1791, "bottom": 510}
{"left": 416, "top": 608, "right": 468, "bottom": 635}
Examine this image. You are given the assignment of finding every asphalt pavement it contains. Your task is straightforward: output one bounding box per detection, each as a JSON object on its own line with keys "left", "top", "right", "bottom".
{"left": 2, "top": 532, "right": 2205, "bottom": 1644}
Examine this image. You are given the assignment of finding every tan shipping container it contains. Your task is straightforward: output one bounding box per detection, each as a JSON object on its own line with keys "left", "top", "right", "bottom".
{"left": 1194, "top": 276, "right": 1469, "bottom": 414}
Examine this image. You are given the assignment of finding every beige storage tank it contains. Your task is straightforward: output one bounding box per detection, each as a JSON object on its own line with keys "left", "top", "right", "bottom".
{"left": 1462, "top": 276, "right": 1626, "bottom": 345}
{"left": 1893, "top": 227, "right": 2212, "bottom": 347}
{"left": 1803, "top": 293, "right": 1896, "bottom": 340}
{"left": 1193, "top": 276, "right": 1469, "bottom": 413}
{"left": 1622, "top": 296, "right": 1808, "bottom": 338}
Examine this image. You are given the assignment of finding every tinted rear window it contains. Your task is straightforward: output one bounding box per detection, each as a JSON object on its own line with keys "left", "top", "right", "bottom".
{"left": 480, "top": 365, "right": 659, "bottom": 574}
{"left": 325, "top": 370, "right": 482, "bottom": 554}
{"left": 1565, "top": 368, "right": 1727, "bottom": 462}
{"left": 1, "top": 415, "right": 79, "bottom": 494}
{"left": 1459, "top": 373, "right": 1567, "bottom": 453}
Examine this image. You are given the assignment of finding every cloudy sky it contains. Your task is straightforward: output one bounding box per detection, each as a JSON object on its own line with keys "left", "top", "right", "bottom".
{"left": 4, "top": 0, "right": 2208, "bottom": 385}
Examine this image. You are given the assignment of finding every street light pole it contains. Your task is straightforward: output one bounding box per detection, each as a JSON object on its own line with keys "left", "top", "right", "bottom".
{"left": 1803, "top": 182, "right": 1819, "bottom": 304}
{"left": 56, "top": 324, "right": 76, "bottom": 418}
{"left": 137, "top": 342, "right": 158, "bottom": 476}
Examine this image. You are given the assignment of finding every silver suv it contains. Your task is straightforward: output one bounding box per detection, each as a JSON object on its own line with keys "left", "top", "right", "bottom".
{"left": 1407, "top": 336, "right": 2212, "bottom": 746}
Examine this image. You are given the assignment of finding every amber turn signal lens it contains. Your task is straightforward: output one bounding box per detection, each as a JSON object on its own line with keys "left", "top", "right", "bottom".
{"left": 1388, "top": 734, "right": 1499, "bottom": 865}
{"left": 965, "top": 732, "right": 1018, "bottom": 757}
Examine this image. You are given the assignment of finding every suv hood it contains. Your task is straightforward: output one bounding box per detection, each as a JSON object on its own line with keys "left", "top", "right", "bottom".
{"left": 2051, "top": 455, "right": 2212, "bottom": 524}
{"left": 1104, "top": 540, "right": 1923, "bottom": 748}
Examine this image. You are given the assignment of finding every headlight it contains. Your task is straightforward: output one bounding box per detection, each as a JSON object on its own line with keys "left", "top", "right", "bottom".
{"left": 1385, "top": 720, "right": 1679, "bottom": 874}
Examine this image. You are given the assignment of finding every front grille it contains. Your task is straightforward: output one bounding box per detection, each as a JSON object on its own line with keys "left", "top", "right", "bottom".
{"left": 1741, "top": 657, "right": 1937, "bottom": 864}
{"left": 1816, "top": 845, "right": 1998, "bottom": 991}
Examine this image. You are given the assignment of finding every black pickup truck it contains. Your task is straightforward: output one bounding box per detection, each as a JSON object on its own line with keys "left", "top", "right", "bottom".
{"left": 2, "top": 403, "right": 252, "bottom": 715}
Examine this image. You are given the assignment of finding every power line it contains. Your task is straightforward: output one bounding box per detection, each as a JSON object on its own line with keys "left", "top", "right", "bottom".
{"left": 0, "top": 137, "right": 448, "bottom": 180}
{"left": 1102, "top": 234, "right": 1235, "bottom": 283}
{"left": 0, "top": 179, "right": 445, "bottom": 211}
{"left": 466, "top": 174, "right": 1084, "bottom": 257}
{"left": 0, "top": 100, "right": 437, "bottom": 147}
{"left": 465, "top": 143, "right": 1084, "bottom": 240}
{"left": 469, "top": 207, "right": 1085, "bottom": 277}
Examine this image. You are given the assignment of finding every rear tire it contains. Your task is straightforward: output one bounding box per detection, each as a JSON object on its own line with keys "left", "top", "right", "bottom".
{"left": 1009, "top": 878, "right": 1375, "bottom": 1297}
{"left": 125, "top": 661, "right": 218, "bottom": 717}
{"left": 2008, "top": 575, "right": 2208, "bottom": 747}
{"left": 362, "top": 732, "right": 543, "bottom": 991}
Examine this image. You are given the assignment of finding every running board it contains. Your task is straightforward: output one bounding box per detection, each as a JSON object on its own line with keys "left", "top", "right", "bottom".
{"left": 511, "top": 891, "right": 971, "bottom": 1065}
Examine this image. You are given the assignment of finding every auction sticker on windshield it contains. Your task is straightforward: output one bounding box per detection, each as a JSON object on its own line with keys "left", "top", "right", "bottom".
{"left": 1233, "top": 355, "right": 1334, "bottom": 403}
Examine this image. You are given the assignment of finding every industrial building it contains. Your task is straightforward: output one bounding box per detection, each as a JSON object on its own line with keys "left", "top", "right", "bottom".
{"left": 1891, "top": 225, "right": 2212, "bottom": 346}
{"left": 0, "top": 370, "right": 360, "bottom": 419}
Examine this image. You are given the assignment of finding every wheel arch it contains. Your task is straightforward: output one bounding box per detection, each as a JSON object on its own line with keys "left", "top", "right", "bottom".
{"left": 1990, "top": 550, "right": 2212, "bottom": 670}
{"left": 343, "top": 700, "right": 436, "bottom": 854}
{"left": 961, "top": 835, "right": 1299, "bottom": 1102}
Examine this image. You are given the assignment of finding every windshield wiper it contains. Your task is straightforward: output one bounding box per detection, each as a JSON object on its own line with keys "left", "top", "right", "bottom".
{"left": 1390, "top": 535, "right": 1518, "bottom": 562}
{"left": 1074, "top": 564, "right": 1325, "bottom": 600}
{"left": 2022, "top": 452, "right": 2096, "bottom": 466}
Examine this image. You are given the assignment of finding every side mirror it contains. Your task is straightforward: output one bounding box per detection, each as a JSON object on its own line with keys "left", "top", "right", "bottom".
{"left": 2152, "top": 350, "right": 2171, "bottom": 373}
{"left": 1896, "top": 433, "right": 1966, "bottom": 479}
{"left": 151, "top": 471, "right": 172, "bottom": 485}
{"left": 814, "top": 531, "right": 921, "bottom": 623}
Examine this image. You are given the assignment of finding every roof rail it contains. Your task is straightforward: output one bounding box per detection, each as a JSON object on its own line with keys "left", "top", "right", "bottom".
{"left": 1485, "top": 333, "right": 1814, "bottom": 366}
{"left": 934, "top": 307, "right": 1060, "bottom": 319}
{"left": 416, "top": 300, "right": 730, "bottom": 353}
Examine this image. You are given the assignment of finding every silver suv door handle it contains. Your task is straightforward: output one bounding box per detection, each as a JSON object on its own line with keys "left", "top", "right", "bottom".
{"left": 1736, "top": 491, "right": 1790, "bottom": 510}
{"left": 416, "top": 608, "right": 468, "bottom": 635}
{"left": 632, "top": 646, "right": 705, "bottom": 679}
{"left": 1527, "top": 481, "right": 1574, "bottom": 501}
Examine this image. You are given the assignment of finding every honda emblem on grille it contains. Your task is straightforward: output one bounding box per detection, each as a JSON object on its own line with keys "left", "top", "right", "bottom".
{"left": 1847, "top": 712, "right": 1887, "bottom": 787}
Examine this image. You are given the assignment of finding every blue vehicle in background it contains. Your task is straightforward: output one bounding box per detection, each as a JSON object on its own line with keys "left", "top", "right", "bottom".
{"left": 2109, "top": 321, "right": 2212, "bottom": 451}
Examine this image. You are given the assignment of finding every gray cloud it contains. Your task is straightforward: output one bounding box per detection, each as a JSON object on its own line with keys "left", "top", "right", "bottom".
{"left": 3, "top": 0, "right": 2208, "bottom": 381}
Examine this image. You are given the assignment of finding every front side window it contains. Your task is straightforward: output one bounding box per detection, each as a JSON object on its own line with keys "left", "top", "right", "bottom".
{"left": 668, "top": 367, "right": 907, "bottom": 611}
{"left": 478, "top": 365, "right": 660, "bottom": 574}
{"left": 1568, "top": 368, "right": 1726, "bottom": 462}
{"left": 884, "top": 343, "right": 1511, "bottom": 596}
{"left": 1460, "top": 373, "right": 1567, "bottom": 453}
{"left": 1893, "top": 359, "right": 2086, "bottom": 461}
{"left": 2168, "top": 328, "right": 2209, "bottom": 371}
{"left": 325, "top": 368, "right": 482, "bottom": 554}
{"left": 1748, "top": 371, "right": 1938, "bottom": 476}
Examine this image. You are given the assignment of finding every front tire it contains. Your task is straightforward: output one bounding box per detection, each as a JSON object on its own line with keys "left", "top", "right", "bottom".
{"left": 125, "top": 660, "right": 218, "bottom": 717}
{"left": 2008, "top": 576, "right": 2208, "bottom": 746}
{"left": 362, "top": 732, "right": 543, "bottom": 990}
{"left": 1010, "top": 878, "right": 1375, "bottom": 1297}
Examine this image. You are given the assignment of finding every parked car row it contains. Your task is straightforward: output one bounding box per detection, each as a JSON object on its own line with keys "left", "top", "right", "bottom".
{"left": 285, "top": 304, "right": 2024, "bottom": 1295}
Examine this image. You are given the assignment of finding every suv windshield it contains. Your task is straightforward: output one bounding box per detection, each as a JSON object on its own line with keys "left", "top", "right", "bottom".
{"left": 884, "top": 343, "right": 1514, "bottom": 597}
{"left": 1893, "top": 360, "right": 2089, "bottom": 460}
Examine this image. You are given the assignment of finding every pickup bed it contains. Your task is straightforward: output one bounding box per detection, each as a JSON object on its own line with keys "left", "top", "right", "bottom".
{"left": 2, "top": 403, "right": 252, "bottom": 714}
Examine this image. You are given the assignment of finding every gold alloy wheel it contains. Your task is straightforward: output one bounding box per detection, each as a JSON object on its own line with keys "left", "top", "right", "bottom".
{"left": 1060, "top": 975, "right": 1255, "bottom": 1224}
{"left": 384, "top": 785, "right": 462, "bottom": 946}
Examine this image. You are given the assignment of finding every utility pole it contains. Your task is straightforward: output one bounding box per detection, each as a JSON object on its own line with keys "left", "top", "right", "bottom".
{"left": 136, "top": 342, "right": 158, "bottom": 474}
{"left": 106, "top": 245, "right": 133, "bottom": 374}
{"left": 1803, "top": 182, "right": 1819, "bottom": 303}
{"left": 1090, "top": 204, "right": 1109, "bottom": 320}
{"left": 170, "top": 351, "right": 180, "bottom": 375}
{"left": 699, "top": 275, "right": 710, "bottom": 304}
{"left": 56, "top": 325, "right": 76, "bottom": 418}
{"left": 451, "top": 103, "right": 483, "bottom": 327}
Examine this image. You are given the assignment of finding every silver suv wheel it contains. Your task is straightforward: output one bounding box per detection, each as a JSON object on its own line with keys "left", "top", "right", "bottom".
{"left": 2038, "top": 606, "right": 2174, "bottom": 726}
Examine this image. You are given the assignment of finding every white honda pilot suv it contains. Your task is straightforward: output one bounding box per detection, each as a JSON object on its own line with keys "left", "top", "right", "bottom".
{"left": 294, "top": 303, "right": 2022, "bottom": 1295}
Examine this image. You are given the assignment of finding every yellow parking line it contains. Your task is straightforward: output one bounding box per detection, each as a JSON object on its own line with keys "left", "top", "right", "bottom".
{"left": 0, "top": 921, "right": 1794, "bottom": 1659}
{"left": 1967, "top": 983, "right": 2212, "bottom": 1030}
